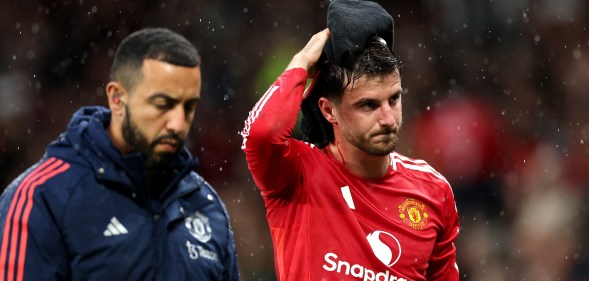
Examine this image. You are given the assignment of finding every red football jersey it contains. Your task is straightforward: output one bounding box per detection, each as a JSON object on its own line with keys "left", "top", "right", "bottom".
{"left": 241, "top": 68, "right": 459, "bottom": 281}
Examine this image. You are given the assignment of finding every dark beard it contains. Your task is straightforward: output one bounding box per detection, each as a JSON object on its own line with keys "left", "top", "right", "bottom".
{"left": 121, "top": 105, "right": 184, "bottom": 169}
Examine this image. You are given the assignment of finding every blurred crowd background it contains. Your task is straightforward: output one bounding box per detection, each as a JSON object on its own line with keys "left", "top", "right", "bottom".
{"left": 1, "top": 0, "right": 588, "bottom": 280}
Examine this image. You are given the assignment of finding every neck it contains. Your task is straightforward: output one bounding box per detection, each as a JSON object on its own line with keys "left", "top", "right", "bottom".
{"left": 328, "top": 140, "right": 391, "bottom": 179}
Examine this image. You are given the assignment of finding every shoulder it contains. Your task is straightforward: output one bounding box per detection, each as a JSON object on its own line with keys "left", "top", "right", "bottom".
{"left": 0, "top": 157, "right": 92, "bottom": 228}
{"left": 3, "top": 157, "right": 86, "bottom": 193}
{"left": 184, "top": 172, "right": 235, "bottom": 233}
{"left": 1, "top": 157, "right": 92, "bottom": 206}
{"left": 390, "top": 152, "right": 453, "bottom": 194}
{"left": 285, "top": 139, "right": 325, "bottom": 157}
{"left": 187, "top": 172, "right": 230, "bottom": 215}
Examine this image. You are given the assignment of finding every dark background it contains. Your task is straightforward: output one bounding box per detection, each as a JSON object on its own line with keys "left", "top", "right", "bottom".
{"left": 1, "top": 0, "right": 588, "bottom": 280}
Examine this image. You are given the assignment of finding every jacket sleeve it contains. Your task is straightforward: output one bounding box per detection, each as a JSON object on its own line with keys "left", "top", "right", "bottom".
{"left": 0, "top": 157, "right": 70, "bottom": 281}
{"left": 240, "top": 68, "right": 309, "bottom": 197}
{"left": 216, "top": 192, "right": 240, "bottom": 281}
{"left": 426, "top": 182, "right": 460, "bottom": 280}
{"left": 221, "top": 225, "right": 240, "bottom": 281}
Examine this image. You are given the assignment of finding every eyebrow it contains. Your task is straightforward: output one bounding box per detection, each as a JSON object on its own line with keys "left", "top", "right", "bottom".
{"left": 352, "top": 89, "right": 403, "bottom": 105}
{"left": 147, "top": 92, "right": 201, "bottom": 104}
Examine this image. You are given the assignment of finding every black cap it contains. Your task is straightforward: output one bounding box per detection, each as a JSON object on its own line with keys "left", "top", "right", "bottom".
{"left": 323, "top": 0, "right": 394, "bottom": 70}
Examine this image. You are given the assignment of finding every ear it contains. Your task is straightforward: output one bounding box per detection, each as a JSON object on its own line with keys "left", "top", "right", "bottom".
{"left": 318, "top": 97, "right": 338, "bottom": 124}
{"left": 106, "top": 82, "right": 127, "bottom": 115}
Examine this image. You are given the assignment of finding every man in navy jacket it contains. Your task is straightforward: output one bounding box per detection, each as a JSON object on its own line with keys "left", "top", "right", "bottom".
{"left": 0, "top": 28, "right": 240, "bottom": 280}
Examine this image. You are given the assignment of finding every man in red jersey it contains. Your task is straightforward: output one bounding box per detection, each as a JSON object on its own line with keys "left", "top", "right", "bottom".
{"left": 241, "top": 6, "right": 459, "bottom": 281}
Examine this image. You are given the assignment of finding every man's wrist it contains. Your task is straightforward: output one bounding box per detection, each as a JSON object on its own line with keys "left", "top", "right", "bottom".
{"left": 285, "top": 53, "right": 312, "bottom": 72}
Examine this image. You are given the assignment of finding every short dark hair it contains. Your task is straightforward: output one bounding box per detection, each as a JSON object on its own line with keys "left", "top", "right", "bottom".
{"left": 300, "top": 38, "right": 402, "bottom": 148}
{"left": 110, "top": 28, "right": 201, "bottom": 91}
{"left": 316, "top": 39, "right": 402, "bottom": 103}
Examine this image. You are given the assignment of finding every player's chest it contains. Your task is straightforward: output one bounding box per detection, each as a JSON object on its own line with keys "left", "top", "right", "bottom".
{"left": 304, "top": 174, "right": 441, "bottom": 275}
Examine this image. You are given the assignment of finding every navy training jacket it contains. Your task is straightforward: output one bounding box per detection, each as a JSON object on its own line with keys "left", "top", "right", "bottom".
{"left": 0, "top": 106, "right": 240, "bottom": 281}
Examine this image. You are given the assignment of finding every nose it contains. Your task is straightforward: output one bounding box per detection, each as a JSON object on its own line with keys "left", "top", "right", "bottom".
{"left": 166, "top": 106, "right": 189, "bottom": 135}
{"left": 378, "top": 103, "right": 396, "bottom": 127}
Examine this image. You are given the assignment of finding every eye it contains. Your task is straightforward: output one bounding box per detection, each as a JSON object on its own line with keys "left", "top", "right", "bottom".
{"left": 152, "top": 97, "right": 175, "bottom": 110}
{"left": 390, "top": 93, "right": 401, "bottom": 105}
{"left": 154, "top": 101, "right": 173, "bottom": 110}
{"left": 361, "top": 101, "right": 378, "bottom": 110}
{"left": 184, "top": 100, "right": 198, "bottom": 114}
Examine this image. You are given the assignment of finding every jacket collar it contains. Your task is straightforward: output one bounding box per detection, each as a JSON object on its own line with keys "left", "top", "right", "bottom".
{"left": 46, "top": 106, "right": 199, "bottom": 201}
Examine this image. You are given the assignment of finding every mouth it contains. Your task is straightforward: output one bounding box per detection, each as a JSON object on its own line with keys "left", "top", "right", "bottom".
{"left": 156, "top": 139, "right": 179, "bottom": 151}
{"left": 371, "top": 130, "right": 398, "bottom": 143}
{"left": 373, "top": 133, "right": 394, "bottom": 140}
{"left": 373, "top": 130, "right": 396, "bottom": 137}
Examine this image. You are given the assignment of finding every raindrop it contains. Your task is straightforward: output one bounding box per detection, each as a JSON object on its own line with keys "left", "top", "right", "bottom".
{"left": 27, "top": 50, "right": 35, "bottom": 60}
{"left": 31, "top": 23, "right": 40, "bottom": 34}
{"left": 473, "top": 36, "right": 483, "bottom": 46}
{"left": 573, "top": 48, "right": 582, "bottom": 59}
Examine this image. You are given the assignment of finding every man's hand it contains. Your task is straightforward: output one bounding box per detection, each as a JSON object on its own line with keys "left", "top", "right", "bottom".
{"left": 286, "top": 28, "right": 331, "bottom": 77}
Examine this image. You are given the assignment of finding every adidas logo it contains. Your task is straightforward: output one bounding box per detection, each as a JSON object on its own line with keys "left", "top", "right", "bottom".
{"left": 103, "top": 216, "right": 128, "bottom": 236}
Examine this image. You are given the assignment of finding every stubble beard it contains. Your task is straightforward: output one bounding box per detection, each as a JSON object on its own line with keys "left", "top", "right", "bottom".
{"left": 343, "top": 126, "right": 400, "bottom": 157}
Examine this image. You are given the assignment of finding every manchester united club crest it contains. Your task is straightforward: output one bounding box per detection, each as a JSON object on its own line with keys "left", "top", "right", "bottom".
{"left": 185, "top": 211, "right": 212, "bottom": 243}
{"left": 398, "top": 198, "right": 429, "bottom": 230}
